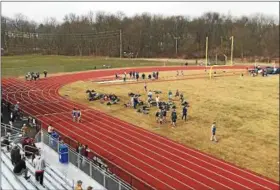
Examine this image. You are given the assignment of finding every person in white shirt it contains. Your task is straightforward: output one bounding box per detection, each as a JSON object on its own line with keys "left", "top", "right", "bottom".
{"left": 155, "top": 96, "right": 160, "bottom": 107}
{"left": 33, "top": 153, "right": 46, "bottom": 186}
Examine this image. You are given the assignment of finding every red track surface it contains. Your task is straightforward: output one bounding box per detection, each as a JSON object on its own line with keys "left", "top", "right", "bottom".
{"left": 2, "top": 65, "right": 279, "bottom": 190}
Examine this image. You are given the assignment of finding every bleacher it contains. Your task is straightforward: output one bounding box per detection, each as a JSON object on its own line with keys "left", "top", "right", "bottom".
{"left": 1, "top": 100, "right": 131, "bottom": 190}
{"left": 1, "top": 126, "right": 106, "bottom": 190}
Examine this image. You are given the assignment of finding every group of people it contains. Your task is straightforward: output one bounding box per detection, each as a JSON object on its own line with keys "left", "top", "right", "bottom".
{"left": 72, "top": 108, "right": 82, "bottom": 123}
{"left": 10, "top": 142, "right": 46, "bottom": 186}
{"left": 75, "top": 180, "right": 94, "bottom": 190}
{"left": 176, "top": 70, "right": 184, "bottom": 76}
{"left": 25, "top": 70, "right": 47, "bottom": 81}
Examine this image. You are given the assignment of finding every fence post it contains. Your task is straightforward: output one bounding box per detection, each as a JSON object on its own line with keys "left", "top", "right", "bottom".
{"left": 90, "top": 161, "right": 92, "bottom": 177}
{"left": 103, "top": 172, "right": 106, "bottom": 187}
{"left": 40, "top": 129, "right": 43, "bottom": 144}
{"left": 4, "top": 124, "right": 7, "bottom": 136}
{"left": 78, "top": 154, "right": 80, "bottom": 169}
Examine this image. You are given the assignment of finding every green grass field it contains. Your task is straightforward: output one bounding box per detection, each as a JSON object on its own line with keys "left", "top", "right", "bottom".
{"left": 1, "top": 55, "right": 186, "bottom": 77}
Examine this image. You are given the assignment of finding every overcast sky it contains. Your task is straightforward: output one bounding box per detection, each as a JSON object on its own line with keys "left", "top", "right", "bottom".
{"left": 2, "top": 2, "right": 279, "bottom": 23}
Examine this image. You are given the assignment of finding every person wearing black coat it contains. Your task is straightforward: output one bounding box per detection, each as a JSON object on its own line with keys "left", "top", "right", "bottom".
{"left": 11, "top": 145, "right": 21, "bottom": 165}
{"left": 13, "top": 157, "right": 30, "bottom": 180}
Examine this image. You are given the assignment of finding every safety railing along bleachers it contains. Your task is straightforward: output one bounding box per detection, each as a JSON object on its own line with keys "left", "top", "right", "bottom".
{"left": 2, "top": 99, "right": 155, "bottom": 190}
{"left": 1, "top": 126, "right": 74, "bottom": 190}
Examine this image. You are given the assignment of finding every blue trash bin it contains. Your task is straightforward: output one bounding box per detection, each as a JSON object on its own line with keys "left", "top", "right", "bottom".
{"left": 59, "top": 144, "right": 69, "bottom": 164}
{"left": 50, "top": 132, "right": 59, "bottom": 148}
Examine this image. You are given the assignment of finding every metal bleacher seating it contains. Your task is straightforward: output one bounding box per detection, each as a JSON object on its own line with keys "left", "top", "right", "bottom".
{"left": 1, "top": 126, "right": 74, "bottom": 190}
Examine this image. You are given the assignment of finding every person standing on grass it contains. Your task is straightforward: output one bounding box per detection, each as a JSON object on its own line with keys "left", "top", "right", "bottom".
{"left": 168, "top": 90, "right": 173, "bottom": 101}
{"left": 155, "top": 95, "right": 160, "bottom": 107}
{"left": 33, "top": 153, "right": 46, "bottom": 187}
{"left": 43, "top": 70, "right": 47, "bottom": 78}
{"left": 162, "top": 108, "right": 167, "bottom": 123}
{"left": 182, "top": 106, "right": 188, "bottom": 122}
{"left": 136, "top": 73, "right": 139, "bottom": 81}
{"left": 148, "top": 90, "right": 153, "bottom": 99}
{"left": 171, "top": 109, "right": 177, "bottom": 127}
{"left": 144, "top": 82, "right": 147, "bottom": 92}
{"left": 210, "top": 122, "right": 218, "bottom": 142}
{"left": 175, "top": 90, "right": 180, "bottom": 98}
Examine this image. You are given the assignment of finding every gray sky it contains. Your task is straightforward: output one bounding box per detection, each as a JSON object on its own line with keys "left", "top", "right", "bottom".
{"left": 1, "top": 2, "right": 279, "bottom": 23}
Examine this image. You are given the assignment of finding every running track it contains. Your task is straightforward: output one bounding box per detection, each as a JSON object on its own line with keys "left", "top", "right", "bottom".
{"left": 2, "top": 65, "right": 279, "bottom": 190}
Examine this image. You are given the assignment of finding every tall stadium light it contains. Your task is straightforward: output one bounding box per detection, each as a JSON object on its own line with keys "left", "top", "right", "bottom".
{"left": 230, "top": 36, "right": 234, "bottom": 66}
{"left": 205, "top": 36, "right": 208, "bottom": 67}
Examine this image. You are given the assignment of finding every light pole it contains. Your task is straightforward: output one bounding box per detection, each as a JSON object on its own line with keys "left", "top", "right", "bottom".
{"left": 230, "top": 36, "right": 234, "bottom": 66}
{"left": 205, "top": 36, "right": 208, "bottom": 67}
{"left": 174, "top": 37, "right": 180, "bottom": 56}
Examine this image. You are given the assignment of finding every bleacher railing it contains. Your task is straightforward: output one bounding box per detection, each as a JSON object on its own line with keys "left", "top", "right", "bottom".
{"left": 38, "top": 129, "right": 131, "bottom": 190}
{"left": 2, "top": 99, "right": 155, "bottom": 190}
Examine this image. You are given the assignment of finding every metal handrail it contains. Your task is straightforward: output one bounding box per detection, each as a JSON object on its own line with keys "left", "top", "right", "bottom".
{"left": 43, "top": 129, "right": 132, "bottom": 189}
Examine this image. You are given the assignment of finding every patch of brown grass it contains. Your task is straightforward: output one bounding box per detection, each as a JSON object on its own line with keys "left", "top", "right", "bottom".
{"left": 59, "top": 70, "right": 279, "bottom": 181}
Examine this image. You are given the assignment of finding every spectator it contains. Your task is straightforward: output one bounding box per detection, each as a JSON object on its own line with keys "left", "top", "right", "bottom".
{"left": 181, "top": 70, "right": 184, "bottom": 76}
{"left": 48, "top": 124, "right": 53, "bottom": 135}
{"left": 75, "top": 180, "right": 83, "bottom": 190}
{"left": 21, "top": 124, "right": 29, "bottom": 137}
{"left": 9, "top": 111, "right": 15, "bottom": 126}
{"left": 33, "top": 153, "right": 46, "bottom": 187}
{"left": 11, "top": 145, "right": 21, "bottom": 166}
{"left": 84, "top": 145, "right": 90, "bottom": 158}
{"left": 13, "top": 156, "right": 30, "bottom": 180}
{"left": 210, "top": 122, "right": 218, "bottom": 142}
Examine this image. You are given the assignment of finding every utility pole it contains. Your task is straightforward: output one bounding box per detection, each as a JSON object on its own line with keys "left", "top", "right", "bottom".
{"left": 230, "top": 36, "right": 234, "bottom": 66}
{"left": 119, "top": 29, "right": 122, "bottom": 58}
{"left": 205, "top": 36, "right": 208, "bottom": 67}
{"left": 174, "top": 37, "right": 180, "bottom": 56}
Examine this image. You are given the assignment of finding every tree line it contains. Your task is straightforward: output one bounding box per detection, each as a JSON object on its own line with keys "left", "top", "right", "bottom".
{"left": 1, "top": 11, "right": 279, "bottom": 61}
